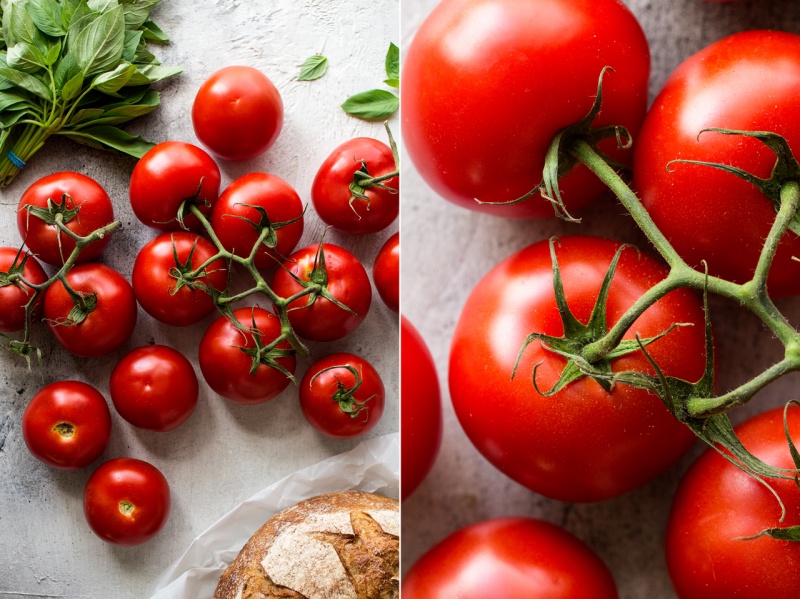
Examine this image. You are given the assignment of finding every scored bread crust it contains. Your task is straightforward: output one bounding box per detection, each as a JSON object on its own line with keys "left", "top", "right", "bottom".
{"left": 214, "top": 490, "right": 399, "bottom": 599}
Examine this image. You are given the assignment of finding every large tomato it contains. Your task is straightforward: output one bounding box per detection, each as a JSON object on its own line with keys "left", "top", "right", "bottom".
{"left": 666, "top": 407, "right": 800, "bottom": 599}
{"left": 132, "top": 232, "right": 227, "bottom": 327}
{"left": 373, "top": 232, "right": 399, "bottom": 313}
{"left": 402, "top": 0, "right": 649, "bottom": 218}
{"left": 210, "top": 172, "right": 304, "bottom": 269}
{"left": 0, "top": 247, "right": 48, "bottom": 332}
{"left": 449, "top": 236, "right": 707, "bottom": 502}
{"left": 634, "top": 31, "right": 800, "bottom": 297}
{"left": 311, "top": 137, "right": 399, "bottom": 234}
{"left": 192, "top": 66, "right": 283, "bottom": 161}
{"left": 402, "top": 518, "right": 618, "bottom": 599}
{"left": 401, "top": 317, "right": 442, "bottom": 501}
{"left": 44, "top": 263, "right": 137, "bottom": 358}
{"left": 129, "top": 141, "right": 221, "bottom": 232}
{"left": 17, "top": 172, "right": 114, "bottom": 265}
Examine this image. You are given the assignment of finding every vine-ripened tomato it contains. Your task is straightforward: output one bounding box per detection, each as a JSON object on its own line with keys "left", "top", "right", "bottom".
{"left": 666, "top": 407, "right": 800, "bottom": 599}
{"left": 210, "top": 172, "right": 304, "bottom": 269}
{"left": 634, "top": 31, "right": 800, "bottom": 297}
{"left": 311, "top": 137, "right": 399, "bottom": 234}
{"left": 0, "top": 247, "right": 48, "bottom": 332}
{"left": 132, "top": 232, "right": 227, "bottom": 327}
{"left": 199, "top": 306, "right": 296, "bottom": 404}
{"left": 299, "top": 352, "right": 385, "bottom": 439}
{"left": 449, "top": 236, "right": 707, "bottom": 502}
{"left": 109, "top": 345, "right": 198, "bottom": 431}
{"left": 83, "top": 457, "right": 170, "bottom": 546}
{"left": 373, "top": 232, "right": 399, "bottom": 313}
{"left": 22, "top": 381, "right": 111, "bottom": 470}
{"left": 44, "top": 263, "right": 137, "bottom": 358}
{"left": 17, "top": 172, "right": 114, "bottom": 265}
{"left": 129, "top": 141, "right": 221, "bottom": 232}
{"left": 401, "top": 317, "right": 441, "bottom": 501}
{"left": 402, "top": 518, "right": 618, "bottom": 599}
{"left": 192, "top": 66, "right": 283, "bottom": 161}
{"left": 402, "top": 0, "right": 649, "bottom": 218}
{"left": 270, "top": 244, "right": 372, "bottom": 342}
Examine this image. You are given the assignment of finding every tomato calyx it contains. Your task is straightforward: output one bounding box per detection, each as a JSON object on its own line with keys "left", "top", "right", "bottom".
{"left": 0, "top": 247, "right": 31, "bottom": 290}
{"left": 172, "top": 178, "right": 211, "bottom": 230}
{"left": 21, "top": 193, "right": 82, "bottom": 227}
{"left": 235, "top": 311, "right": 297, "bottom": 383}
{"left": 348, "top": 124, "right": 400, "bottom": 220}
{"left": 53, "top": 422, "right": 75, "bottom": 437}
{"left": 310, "top": 363, "right": 373, "bottom": 419}
{"left": 167, "top": 234, "right": 227, "bottom": 297}
{"left": 223, "top": 202, "right": 305, "bottom": 258}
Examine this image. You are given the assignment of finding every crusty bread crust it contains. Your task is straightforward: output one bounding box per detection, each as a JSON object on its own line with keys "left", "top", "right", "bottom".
{"left": 214, "top": 491, "right": 399, "bottom": 599}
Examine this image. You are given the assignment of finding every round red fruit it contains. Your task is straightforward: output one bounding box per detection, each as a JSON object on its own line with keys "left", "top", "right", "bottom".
{"left": 373, "top": 232, "right": 399, "bottom": 313}
{"left": 0, "top": 247, "right": 48, "bottom": 332}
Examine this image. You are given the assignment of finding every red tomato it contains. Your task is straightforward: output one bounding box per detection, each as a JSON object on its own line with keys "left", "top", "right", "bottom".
{"left": 401, "top": 317, "right": 441, "bottom": 501}
{"left": 402, "top": 0, "right": 649, "bottom": 218}
{"left": 311, "top": 137, "right": 399, "bottom": 234}
{"left": 270, "top": 244, "right": 372, "bottom": 342}
{"left": 83, "top": 458, "right": 170, "bottom": 546}
{"left": 449, "top": 236, "right": 707, "bottom": 502}
{"left": 109, "top": 345, "right": 198, "bottom": 431}
{"left": 199, "top": 306, "right": 296, "bottom": 404}
{"left": 634, "top": 32, "right": 800, "bottom": 297}
{"left": 667, "top": 407, "right": 800, "bottom": 598}
{"left": 372, "top": 232, "right": 399, "bottom": 313}
{"left": 22, "top": 381, "right": 111, "bottom": 470}
{"left": 210, "top": 173, "right": 304, "bottom": 269}
{"left": 44, "top": 263, "right": 137, "bottom": 358}
{"left": 299, "top": 352, "right": 385, "bottom": 439}
{"left": 129, "top": 141, "right": 221, "bottom": 232}
{"left": 132, "top": 232, "right": 227, "bottom": 327}
{"left": 403, "top": 518, "right": 618, "bottom": 599}
{"left": 17, "top": 172, "right": 114, "bottom": 265}
{"left": 192, "top": 66, "right": 283, "bottom": 161}
{"left": 0, "top": 247, "right": 48, "bottom": 332}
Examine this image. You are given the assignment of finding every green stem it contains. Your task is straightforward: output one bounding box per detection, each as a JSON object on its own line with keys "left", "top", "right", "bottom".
{"left": 751, "top": 181, "right": 800, "bottom": 293}
{"left": 0, "top": 122, "right": 52, "bottom": 187}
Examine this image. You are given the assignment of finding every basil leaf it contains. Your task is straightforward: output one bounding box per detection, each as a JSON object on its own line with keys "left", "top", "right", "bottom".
{"left": 0, "top": 107, "right": 27, "bottom": 128}
{"left": 64, "top": 124, "right": 154, "bottom": 157}
{"left": 7, "top": 41, "right": 46, "bottom": 72}
{"left": 27, "top": 0, "right": 65, "bottom": 37}
{"left": 91, "top": 61, "right": 136, "bottom": 93}
{"left": 73, "top": 5, "right": 125, "bottom": 77}
{"left": 87, "top": 0, "right": 119, "bottom": 12}
{"left": 64, "top": 0, "right": 92, "bottom": 32}
{"left": 54, "top": 50, "right": 80, "bottom": 89}
{"left": 121, "top": 29, "right": 141, "bottom": 63}
{"left": 122, "top": 0, "right": 160, "bottom": 30}
{"left": 383, "top": 77, "right": 399, "bottom": 89}
{"left": 385, "top": 42, "right": 399, "bottom": 83}
{"left": 60, "top": 71, "right": 84, "bottom": 101}
{"left": 0, "top": 89, "right": 30, "bottom": 112}
{"left": 0, "top": 53, "right": 14, "bottom": 89}
{"left": 8, "top": 2, "right": 43, "bottom": 49}
{"left": 126, "top": 63, "right": 181, "bottom": 85}
{"left": 341, "top": 89, "right": 398, "bottom": 120}
{"left": 69, "top": 107, "right": 105, "bottom": 124}
{"left": 0, "top": 66, "right": 50, "bottom": 100}
{"left": 298, "top": 54, "right": 328, "bottom": 81}
{"left": 141, "top": 18, "right": 168, "bottom": 43}
{"left": 69, "top": 88, "right": 159, "bottom": 127}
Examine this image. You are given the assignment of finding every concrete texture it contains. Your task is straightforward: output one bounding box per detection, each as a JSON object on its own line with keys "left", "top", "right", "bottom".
{"left": 0, "top": 1, "right": 399, "bottom": 597}
{"left": 400, "top": 0, "right": 800, "bottom": 597}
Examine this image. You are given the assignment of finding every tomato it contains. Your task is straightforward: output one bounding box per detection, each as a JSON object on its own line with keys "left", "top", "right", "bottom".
{"left": 401, "top": 317, "right": 441, "bottom": 501}
{"left": 109, "top": 345, "right": 198, "bottom": 432}
{"left": 449, "top": 236, "right": 708, "bottom": 502}
{"left": 17, "top": 172, "right": 114, "bottom": 265}
{"left": 372, "top": 232, "right": 399, "bottom": 313}
{"left": 192, "top": 66, "right": 283, "bottom": 161}
{"left": 210, "top": 173, "right": 304, "bottom": 269}
{"left": 132, "top": 232, "right": 227, "bottom": 327}
{"left": 298, "top": 352, "right": 385, "bottom": 439}
{"left": 129, "top": 141, "right": 221, "bottom": 232}
{"left": 666, "top": 407, "right": 800, "bottom": 598}
{"left": 270, "top": 244, "right": 372, "bottom": 342}
{"left": 0, "top": 247, "right": 48, "bottom": 332}
{"left": 402, "top": 517, "right": 618, "bottom": 599}
{"left": 634, "top": 32, "right": 800, "bottom": 297}
{"left": 22, "top": 381, "right": 111, "bottom": 470}
{"left": 199, "top": 306, "right": 296, "bottom": 404}
{"left": 83, "top": 458, "right": 170, "bottom": 546}
{"left": 44, "top": 263, "right": 137, "bottom": 358}
{"left": 402, "top": 0, "right": 649, "bottom": 218}
{"left": 311, "top": 137, "right": 399, "bottom": 234}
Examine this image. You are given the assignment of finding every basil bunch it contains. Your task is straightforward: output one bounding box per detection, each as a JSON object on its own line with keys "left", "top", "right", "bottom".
{"left": 0, "top": 0, "right": 182, "bottom": 187}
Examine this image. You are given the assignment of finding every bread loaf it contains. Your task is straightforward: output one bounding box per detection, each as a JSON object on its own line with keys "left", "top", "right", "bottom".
{"left": 213, "top": 490, "right": 399, "bottom": 599}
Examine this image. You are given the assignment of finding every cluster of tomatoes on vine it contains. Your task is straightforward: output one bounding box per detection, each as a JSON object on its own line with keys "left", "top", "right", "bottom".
{"left": 0, "top": 64, "right": 399, "bottom": 546}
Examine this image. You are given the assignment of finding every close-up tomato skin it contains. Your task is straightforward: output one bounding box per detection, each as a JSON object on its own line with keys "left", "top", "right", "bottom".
{"left": 666, "top": 406, "right": 800, "bottom": 599}
{"left": 311, "top": 137, "right": 399, "bottom": 234}
{"left": 402, "top": 517, "right": 619, "bottom": 599}
{"left": 0, "top": 247, "right": 48, "bottom": 332}
{"left": 402, "top": 0, "right": 650, "bottom": 218}
{"left": 449, "top": 236, "right": 706, "bottom": 502}
{"left": 634, "top": 31, "right": 800, "bottom": 297}
{"left": 16, "top": 172, "right": 114, "bottom": 265}
{"left": 43, "top": 263, "right": 137, "bottom": 358}
{"left": 373, "top": 232, "right": 399, "bottom": 313}
{"left": 22, "top": 381, "right": 112, "bottom": 470}
{"left": 192, "top": 65, "right": 284, "bottom": 161}
{"left": 83, "top": 458, "right": 171, "bottom": 546}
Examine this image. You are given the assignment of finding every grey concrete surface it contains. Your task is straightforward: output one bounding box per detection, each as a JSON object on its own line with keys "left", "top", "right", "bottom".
{"left": 0, "top": 1, "right": 399, "bottom": 598}
{"left": 400, "top": 1, "right": 800, "bottom": 598}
